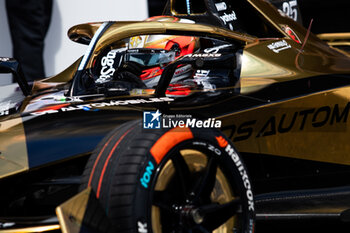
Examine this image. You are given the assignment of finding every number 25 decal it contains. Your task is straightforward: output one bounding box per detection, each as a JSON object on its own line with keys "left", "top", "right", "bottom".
{"left": 282, "top": 0, "right": 298, "bottom": 21}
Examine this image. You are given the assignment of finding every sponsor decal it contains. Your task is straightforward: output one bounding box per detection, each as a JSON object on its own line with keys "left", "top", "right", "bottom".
{"left": 194, "top": 70, "right": 210, "bottom": 78}
{"left": 184, "top": 53, "right": 222, "bottom": 58}
{"left": 137, "top": 221, "right": 147, "bottom": 233}
{"left": 193, "top": 70, "right": 216, "bottom": 91}
{"left": 215, "top": 136, "right": 228, "bottom": 148}
{"left": 204, "top": 44, "right": 232, "bottom": 54}
{"left": 30, "top": 97, "right": 174, "bottom": 116}
{"left": 282, "top": 25, "right": 302, "bottom": 44}
{"left": 219, "top": 10, "right": 237, "bottom": 25}
{"left": 215, "top": 2, "right": 227, "bottom": 11}
{"left": 193, "top": 141, "right": 222, "bottom": 155}
{"left": 143, "top": 111, "right": 222, "bottom": 129}
{"left": 0, "top": 57, "right": 10, "bottom": 62}
{"left": 207, "top": 143, "right": 222, "bottom": 155}
{"left": 217, "top": 137, "right": 255, "bottom": 211}
{"left": 96, "top": 48, "right": 126, "bottom": 84}
{"left": 217, "top": 138, "right": 254, "bottom": 211}
{"left": 267, "top": 40, "right": 291, "bottom": 53}
{"left": 97, "top": 50, "right": 117, "bottom": 83}
{"left": 140, "top": 161, "right": 154, "bottom": 188}
{"left": 228, "top": 103, "right": 350, "bottom": 142}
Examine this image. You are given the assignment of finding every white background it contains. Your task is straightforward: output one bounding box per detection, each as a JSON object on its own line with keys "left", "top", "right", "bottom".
{"left": 0, "top": 0, "right": 148, "bottom": 85}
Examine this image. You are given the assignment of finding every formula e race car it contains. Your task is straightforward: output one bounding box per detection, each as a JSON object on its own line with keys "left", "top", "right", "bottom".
{"left": 1, "top": 0, "right": 350, "bottom": 233}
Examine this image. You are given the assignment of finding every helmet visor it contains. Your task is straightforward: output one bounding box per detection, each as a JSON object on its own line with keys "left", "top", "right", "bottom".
{"left": 125, "top": 48, "right": 176, "bottom": 67}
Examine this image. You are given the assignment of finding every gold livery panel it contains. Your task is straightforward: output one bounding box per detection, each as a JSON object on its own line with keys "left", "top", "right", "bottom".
{"left": 220, "top": 85, "right": 350, "bottom": 165}
{"left": 0, "top": 117, "right": 29, "bottom": 178}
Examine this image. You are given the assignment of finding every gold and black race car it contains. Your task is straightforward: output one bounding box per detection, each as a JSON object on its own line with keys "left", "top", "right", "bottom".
{"left": 1, "top": 0, "right": 350, "bottom": 232}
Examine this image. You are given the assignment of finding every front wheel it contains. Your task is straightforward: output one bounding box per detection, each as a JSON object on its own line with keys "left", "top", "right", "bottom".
{"left": 81, "top": 121, "right": 255, "bottom": 233}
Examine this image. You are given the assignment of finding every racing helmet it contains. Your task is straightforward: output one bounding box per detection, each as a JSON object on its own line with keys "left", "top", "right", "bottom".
{"left": 92, "top": 16, "right": 201, "bottom": 90}
{"left": 128, "top": 16, "right": 201, "bottom": 85}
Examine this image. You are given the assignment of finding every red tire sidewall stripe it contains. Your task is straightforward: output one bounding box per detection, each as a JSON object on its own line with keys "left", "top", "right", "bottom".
{"left": 96, "top": 127, "right": 134, "bottom": 198}
{"left": 150, "top": 127, "right": 193, "bottom": 164}
{"left": 88, "top": 131, "right": 120, "bottom": 187}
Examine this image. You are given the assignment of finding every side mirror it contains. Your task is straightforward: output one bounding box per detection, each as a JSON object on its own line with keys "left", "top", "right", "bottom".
{"left": 0, "top": 57, "right": 31, "bottom": 96}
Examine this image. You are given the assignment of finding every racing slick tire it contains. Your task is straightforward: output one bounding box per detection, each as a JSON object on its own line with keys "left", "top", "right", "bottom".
{"left": 81, "top": 120, "right": 255, "bottom": 233}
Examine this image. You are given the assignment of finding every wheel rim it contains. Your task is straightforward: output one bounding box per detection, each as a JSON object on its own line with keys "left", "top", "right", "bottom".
{"left": 151, "top": 147, "right": 241, "bottom": 233}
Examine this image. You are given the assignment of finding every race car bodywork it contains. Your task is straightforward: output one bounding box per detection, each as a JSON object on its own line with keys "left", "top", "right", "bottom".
{"left": 1, "top": 0, "right": 350, "bottom": 232}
